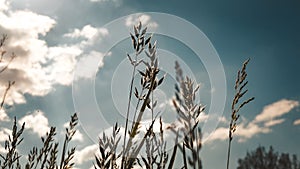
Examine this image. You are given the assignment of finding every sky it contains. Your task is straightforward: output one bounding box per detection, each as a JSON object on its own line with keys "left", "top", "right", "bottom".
{"left": 0, "top": 0, "right": 300, "bottom": 169}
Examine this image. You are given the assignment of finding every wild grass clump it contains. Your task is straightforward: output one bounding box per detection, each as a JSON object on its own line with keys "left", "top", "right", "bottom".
{"left": 94, "top": 22, "right": 208, "bottom": 169}
{"left": 0, "top": 22, "right": 257, "bottom": 169}
{"left": 94, "top": 22, "right": 168, "bottom": 169}
{"left": 0, "top": 34, "right": 80, "bottom": 169}
{"left": 0, "top": 113, "right": 79, "bottom": 169}
{"left": 0, "top": 117, "right": 24, "bottom": 169}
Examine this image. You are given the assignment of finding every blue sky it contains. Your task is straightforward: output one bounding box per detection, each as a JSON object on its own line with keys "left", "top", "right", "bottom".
{"left": 0, "top": 0, "right": 300, "bottom": 169}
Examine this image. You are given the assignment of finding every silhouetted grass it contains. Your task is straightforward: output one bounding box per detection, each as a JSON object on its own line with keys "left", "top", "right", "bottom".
{"left": 226, "top": 59, "right": 254, "bottom": 169}
{"left": 0, "top": 113, "right": 78, "bottom": 169}
{"left": 94, "top": 22, "right": 205, "bottom": 169}
{"left": 0, "top": 23, "right": 256, "bottom": 169}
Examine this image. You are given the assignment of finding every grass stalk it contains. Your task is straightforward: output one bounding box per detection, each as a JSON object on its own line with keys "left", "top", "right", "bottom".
{"left": 121, "top": 58, "right": 137, "bottom": 168}
{"left": 226, "top": 59, "right": 254, "bottom": 169}
{"left": 226, "top": 136, "right": 232, "bottom": 169}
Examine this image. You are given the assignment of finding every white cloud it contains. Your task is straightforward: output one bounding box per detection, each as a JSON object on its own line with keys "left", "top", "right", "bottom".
{"left": 235, "top": 122, "right": 270, "bottom": 142}
{"left": 0, "top": 5, "right": 85, "bottom": 107}
{"left": 254, "top": 99, "right": 299, "bottom": 123}
{"left": 206, "top": 127, "right": 228, "bottom": 142}
{"left": 0, "top": 127, "right": 11, "bottom": 153}
{"left": 64, "top": 25, "right": 108, "bottom": 40}
{"left": 72, "top": 130, "right": 84, "bottom": 142}
{"left": 64, "top": 25, "right": 109, "bottom": 47}
{"left": 0, "top": 145, "right": 6, "bottom": 154}
{"left": 64, "top": 25, "right": 99, "bottom": 39}
{"left": 0, "top": 0, "right": 10, "bottom": 11}
{"left": 206, "top": 122, "right": 271, "bottom": 143}
{"left": 75, "top": 51, "right": 110, "bottom": 79}
{"left": 264, "top": 118, "right": 285, "bottom": 127}
{"left": 0, "top": 4, "right": 114, "bottom": 122}
{"left": 0, "top": 4, "right": 107, "bottom": 112}
{"left": 45, "top": 45, "right": 82, "bottom": 85}
{"left": 0, "top": 9, "right": 56, "bottom": 104}
{"left": 74, "top": 144, "right": 98, "bottom": 165}
{"left": 18, "top": 110, "right": 50, "bottom": 137}
{"left": 206, "top": 99, "right": 299, "bottom": 143}
{"left": 0, "top": 127, "right": 11, "bottom": 142}
{"left": 294, "top": 119, "right": 300, "bottom": 125}
{"left": 125, "top": 14, "right": 158, "bottom": 30}
{"left": 1, "top": 10, "right": 55, "bottom": 36}
{"left": 194, "top": 112, "right": 208, "bottom": 123}
{"left": 218, "top": 116, "right": 228, "bottom": 123}
{"left": 0, "top": 109, "right": 9, "bottom": 121}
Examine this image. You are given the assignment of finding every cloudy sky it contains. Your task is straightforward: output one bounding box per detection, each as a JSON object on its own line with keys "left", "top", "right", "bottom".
{"left": 0, "top": 0, "right": 300, "bottom": 168}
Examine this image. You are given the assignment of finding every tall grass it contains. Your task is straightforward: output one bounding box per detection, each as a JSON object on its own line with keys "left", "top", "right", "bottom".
{"left": 226, "top": 59, "right": 254, "bottom": 169}
{"left": 0, "top": 117, "right": 24, "bottom": 169}
{"left": 0, "top": 23, "right": 255, "bottom": 169}
{"left": 0, "top": 113, "right": 78, "bottom": 169}
{"left": 94, "top": 22, "right": 207, "bottom": 169}
{"left": 171, "top": 61, "right": 204, "bottom": 169}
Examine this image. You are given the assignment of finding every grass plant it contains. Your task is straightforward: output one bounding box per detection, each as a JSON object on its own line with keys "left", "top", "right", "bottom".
{"left": 0, "top": 23, "right": 255, "bottom": 169}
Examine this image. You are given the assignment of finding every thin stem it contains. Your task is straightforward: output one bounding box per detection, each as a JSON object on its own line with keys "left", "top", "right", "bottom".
{"left": 126, "top": 116, "right": 157, "bottom": 168}
{"left": 122, "top": 54, "right": 138, "bottom": 169}
{"left": 226, "top": 131, "right": 232, "bottom": 169}
{"left": 132, "top": 87, "right": 145, "bottom": 124}
{"left": 151, "top": 88, "right": 154, "bottom": 122}
{"left": 123, "top": 68, "right": 157, "bottom": 157}
{"left": 0, "top": 53, "right": 16, "bottom": 74}
{"left": 196, "top": 131, "right": 202, "bottom": 169}
{"left": 167, "top": 144, "right": 177, "bottom": 169}
{"left": 0, "top": 81, "right": 14, "bottom": 109}
{"left": 182, "top": 144, "right": 187, "bottom": 169}
{"left": 192, "top": 143, "right": 196, "bottom": 169}
{"left": 59, "top": 137, "right": 68, "bottom": 169}
{"left": 149, "top": 85, "right": 154, "bottom": 169}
